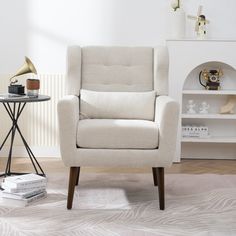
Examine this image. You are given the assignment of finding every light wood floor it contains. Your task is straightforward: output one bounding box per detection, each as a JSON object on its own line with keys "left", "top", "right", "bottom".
{"left": 0, "top": 157, "right": 236, "bottom": 175}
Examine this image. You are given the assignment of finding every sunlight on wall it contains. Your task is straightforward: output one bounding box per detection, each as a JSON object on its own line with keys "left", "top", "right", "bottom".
{"left": 0, "top": 0, "right": 236, "bottom": 73}
{"left": 26, "top": 0, "right": 169, "bottom": 73}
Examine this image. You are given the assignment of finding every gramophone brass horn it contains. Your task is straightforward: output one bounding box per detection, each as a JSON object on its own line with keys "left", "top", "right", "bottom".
{"left": 9, "top": 57, "right": 37, "bottom": 85}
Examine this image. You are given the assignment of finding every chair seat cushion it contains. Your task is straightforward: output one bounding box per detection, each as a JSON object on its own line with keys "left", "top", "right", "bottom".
{"left": 77, "top": 119, "right": 159, "bottom": 149}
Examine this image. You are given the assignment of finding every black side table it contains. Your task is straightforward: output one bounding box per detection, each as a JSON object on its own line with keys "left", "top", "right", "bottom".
{"left": 0, "top": 95, "right": 50, "bottom": 177}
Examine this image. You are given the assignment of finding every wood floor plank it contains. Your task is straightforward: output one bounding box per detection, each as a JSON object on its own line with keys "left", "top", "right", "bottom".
{"left": 0, "top": 157, "right": 236, "bottom": 175}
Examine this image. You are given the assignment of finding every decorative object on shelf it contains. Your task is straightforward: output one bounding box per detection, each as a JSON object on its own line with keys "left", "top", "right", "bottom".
{"left": 182, "top": 125, "right": 209, "bottom": 138}
{"left": 26, "top": 79, "right": 40, "bottom": 97}
{"left": 8, "top": 57, "right": 37, "bottom": 95}
{"left": 199, "top": 69, "right": 223, "bottom": 90}
{"left": 186, "top": 99, "right": 196, "bottom": 114}
{"left": 199, "top": 101, "right": 210, "bottom": 114}
{"left": 169, "top": 0, "right": 186, "bottom": 39}
{"left": 187, "top": 6, "right": 210, "bottom": 39}
{"left": 220, "top": 95, "right": 236, "bottom": 114}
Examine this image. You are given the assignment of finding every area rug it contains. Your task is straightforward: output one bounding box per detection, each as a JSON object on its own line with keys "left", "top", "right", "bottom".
{"left": 0, "top": 173, "right": 236, "bottom": 236}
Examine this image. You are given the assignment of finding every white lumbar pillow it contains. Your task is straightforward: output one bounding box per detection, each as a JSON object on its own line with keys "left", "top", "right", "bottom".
{"left": 80, "top": 89, "right": 155, "bottom": 120}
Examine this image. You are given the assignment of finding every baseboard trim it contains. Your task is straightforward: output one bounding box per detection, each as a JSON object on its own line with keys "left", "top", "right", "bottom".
{"left": 0, "top": 146, "right": 61, "bottom": 158}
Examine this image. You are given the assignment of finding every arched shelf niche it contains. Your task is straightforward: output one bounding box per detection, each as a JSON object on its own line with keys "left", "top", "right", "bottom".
{"left": 182, "top": 61, "right": 236, "bottom": 115}
{"left": 181, "top": 61, "right": 236, "bottom": 159}
{"left": 183, "top": 61, "right": 236, "bottom": 91}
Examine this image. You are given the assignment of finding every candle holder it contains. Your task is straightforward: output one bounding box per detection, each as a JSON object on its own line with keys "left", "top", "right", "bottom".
{"left": 26, "top": 79, "right": 40, "bottom": 97}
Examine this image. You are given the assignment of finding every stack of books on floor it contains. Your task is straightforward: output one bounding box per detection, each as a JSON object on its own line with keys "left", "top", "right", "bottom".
{"left": 1, "top": 173, "right": 47, "bottom": 207}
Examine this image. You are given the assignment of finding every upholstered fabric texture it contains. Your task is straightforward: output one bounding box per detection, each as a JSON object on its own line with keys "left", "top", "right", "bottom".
{"left": 80, "top": 89, "right": 155, "bottom": 120}
{"left": 66, "top": 46, "right": 169, "bottom": 96}
{"left": 81, "top": 46, "right": 153, "bottom": 92}
{"left": 58, "top": 95, "right": 179, "bottom": 167}
{"left": 66, "top": 46, "right": 81, "bottom": 95}
{"left": 77, "top": 119, "right": 159, "bottom": 149}
{"left": 58, "top": 46, "right": 179, "bottom": 168}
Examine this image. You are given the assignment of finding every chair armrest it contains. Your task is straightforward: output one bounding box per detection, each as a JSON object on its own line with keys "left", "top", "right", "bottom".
{"left": 155, "top": 96, "right": 180, "bottom": 166}
{"left": 57, "top": 95, "right": 79, "bottom": 166}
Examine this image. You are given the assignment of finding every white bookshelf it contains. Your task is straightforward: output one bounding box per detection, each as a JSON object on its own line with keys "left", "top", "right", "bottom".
{"left": 182, "top": 84, "right": 236, "bottom": 160}
{"left": 181, "top": 66, "right": 236, "bottom": 159}
{"left": 167, "top": 40, "right": 236, "bottom": 161}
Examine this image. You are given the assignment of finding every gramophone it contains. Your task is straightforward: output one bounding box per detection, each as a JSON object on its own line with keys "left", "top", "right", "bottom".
{"left": 8, "top": 57, "right": 38, "bottom": 95}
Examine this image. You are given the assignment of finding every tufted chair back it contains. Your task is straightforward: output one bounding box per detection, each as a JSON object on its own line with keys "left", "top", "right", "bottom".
{"left": 66, "top": 46, "right": 169, "bottom": 96}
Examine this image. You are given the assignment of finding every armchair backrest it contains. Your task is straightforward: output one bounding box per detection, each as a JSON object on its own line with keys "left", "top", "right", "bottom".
{"left": 66, "top": 46, "right": 169, "bottom": 96}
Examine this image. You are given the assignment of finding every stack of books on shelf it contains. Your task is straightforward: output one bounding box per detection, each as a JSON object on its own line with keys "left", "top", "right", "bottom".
{"left": 0, "top": 173, "right": 47, "bottom": 207}
{"left": 182, "top": 125, "right": 209, "bottom": 138}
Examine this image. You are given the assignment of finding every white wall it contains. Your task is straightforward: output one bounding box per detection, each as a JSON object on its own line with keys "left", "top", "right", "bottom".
{"left": 0, "top": 0, "right": 235, "bottom": 158}
{"left": 0, "top": 0, "right": 235, "bottom": 74}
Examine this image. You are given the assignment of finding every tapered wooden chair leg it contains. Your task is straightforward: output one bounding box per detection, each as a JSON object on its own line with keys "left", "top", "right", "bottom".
{"left": 152, "top": 167, "right": 158, "bottom": 186}
{"left": 156, "top": 167, "right": 165, "bottom": 210}
{"left": 67, "top": 167, "right": 79, "bottom": 210}
{"left": 75, "top": 167, "right": 80, "bottom": 186}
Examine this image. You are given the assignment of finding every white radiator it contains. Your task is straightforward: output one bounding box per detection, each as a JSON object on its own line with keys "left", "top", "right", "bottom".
{"left": 0, "top": 74, "right": 65, "bottom": 157}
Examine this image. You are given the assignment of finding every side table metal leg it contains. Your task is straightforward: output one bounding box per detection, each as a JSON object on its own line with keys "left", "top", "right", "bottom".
{"left": 15, "top": 124, "right": 45, "bottom": 175}
{"left": 5, "top": 125, "right": 17, "bottom": 175}
{"left": 3, "top": 103, "right": 17, "bottom": 176}
{"left": 0, "top": 127, "right": 14, "bottom": 151}
{"left": 0, "top": 102, "right": 45, "bottom": 177}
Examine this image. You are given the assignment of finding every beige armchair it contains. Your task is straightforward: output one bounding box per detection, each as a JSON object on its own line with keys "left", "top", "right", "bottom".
{"left": 58, "top": 46, "right": 179, "bottom": 210}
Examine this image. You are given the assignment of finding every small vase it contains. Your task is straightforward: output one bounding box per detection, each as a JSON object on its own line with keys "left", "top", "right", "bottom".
{"left": 169, "top": 8, "right": 186, "bottom": 39}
